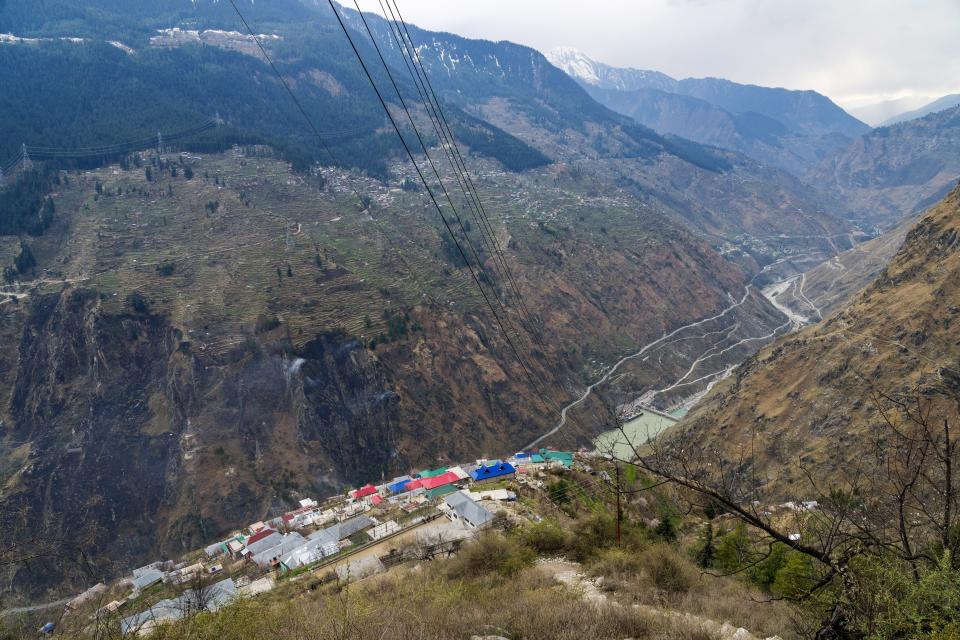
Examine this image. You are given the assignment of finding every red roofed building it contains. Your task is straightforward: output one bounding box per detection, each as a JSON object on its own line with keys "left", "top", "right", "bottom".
{"left": 370, "top": 494, "right": 383, "bottom": 506}
{"left": 352, "top": 484, "right": 378, "bottom": 499}
{"left": 419, "top": 471, "right": 460, "bottom": 490}
{"left": 404, "top": 479, "right": 424, "bottom": 491}
{"left": 246, "top": 528, "right": 277, "bottom": 546}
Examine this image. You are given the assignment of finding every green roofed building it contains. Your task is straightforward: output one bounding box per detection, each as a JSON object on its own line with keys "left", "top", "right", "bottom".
{"left": 419, "top": 467, "right": 449, "bottom": 478}
{"left": 425, "top": 483, "right": 458, "bottom": 501}
{"left": 541, "top": 450, "right": 574, "bottom": 467}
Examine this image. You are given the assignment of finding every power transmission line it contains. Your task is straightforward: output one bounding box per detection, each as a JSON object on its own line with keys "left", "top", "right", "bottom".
{"left": 223, "top": 0, "right": 450, "bottom": 314}
{"left": 346, "top": 0, "right": 533, "bottom": 354}
{"left": 326, "top": 0, "right": 565, "bottom": 420}
{"left": 370, "top": 1, "right": 514, "bottom": 291}
{"left": 368, "top": 0, "right": 596, "bottom": 440}
{"left": 381, "top": 0, "right": 544, "bottom": 347}
{"left": 0, "top": 121, "right": 218, "bottom": 174}
{"left": 222, "top": 0, "right": 598, "bottom": 452}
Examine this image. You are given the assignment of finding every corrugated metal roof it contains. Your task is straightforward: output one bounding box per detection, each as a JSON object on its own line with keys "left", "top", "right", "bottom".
{"left": 130, "top": 569, "right": 164, "bottom": 591}
{"left": 387, "top": 478, "right": 411, "bottom": 494}
{"left": 251, "top": 533, "right": 306, "bottom": 567}
{"left": 245, "top": 531, "right": 283, "bottom": 556}
{"left": 425, "top": 483, "right": 458, "bottom": 500}
{"left": 312, "top": 515, "right": 374, "bottom": 543}
{"left": 419, "top": 471, "right": 460, "bottom": 490}
{"left": 245, "top": 528, "right": 277, "bottom": 546}
{"left": 469, "top": 461, "right": 516, "bottom": 481}
{"left": 444, "top": 491, "right": 493, "bottom": 527}
{"left": 352, "top": 484, "right": 378, "bottom": 498}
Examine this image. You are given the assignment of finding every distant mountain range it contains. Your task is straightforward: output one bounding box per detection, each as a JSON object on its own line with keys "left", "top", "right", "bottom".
{"left": 546, "top": 46, "right": 869, "bottom": 176}
{"left": 848, "top": 95, "right": 932, "bottom": 126}
{"left": 879, "top": 93, "right": 960, "bottom": 127}
{"left": 811, "top": 104, "right": 960, "bottom": 227}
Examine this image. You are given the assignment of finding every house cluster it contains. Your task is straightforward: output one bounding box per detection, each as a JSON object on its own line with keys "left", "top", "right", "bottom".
{"left": 89, "top": 449, "right": 577, "bottom": 636}
{"left": 120, "top": 577, "right": 237, "bottom": 636}
{"left": 204, "top": 509, "right": 383, "bottom": 573}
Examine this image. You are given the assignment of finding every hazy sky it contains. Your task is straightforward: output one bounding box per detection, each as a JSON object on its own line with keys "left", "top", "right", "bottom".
{"left": 371, "top": 0, "right": 960, "bottom": 111}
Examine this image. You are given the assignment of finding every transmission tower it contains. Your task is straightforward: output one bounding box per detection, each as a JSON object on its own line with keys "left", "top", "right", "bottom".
{"left": 0, "top": 166, "right": 5, "bottom": 188}
{"left": 21, "top": 144, "right": 32, "bottom": 171}
{"left": 214, "top": 111, "right": 224, "bottom": 127}
{"left": 157, "top": 131, "right": 163, "bottom": 155}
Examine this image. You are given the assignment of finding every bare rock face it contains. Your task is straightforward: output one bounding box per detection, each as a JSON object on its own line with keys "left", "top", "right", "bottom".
{"left": 0, "top": 287, "right": 400, "bottom": 602}
{"left": 5, "top": 289, "right": 187, "bottom": 599}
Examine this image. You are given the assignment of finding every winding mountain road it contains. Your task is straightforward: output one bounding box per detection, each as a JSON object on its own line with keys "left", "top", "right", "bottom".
{"left": 527, "top": 263, "right": 813, "bottom": 449}
{"left": 524, "top": 284, "right": 756, "bottom": 449}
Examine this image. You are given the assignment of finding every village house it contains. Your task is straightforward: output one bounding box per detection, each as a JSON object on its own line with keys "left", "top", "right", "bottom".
{"left": 243, "top": 528, "right": 283, "bottom": 557}
{"left": 65, "top": 582, "right": 107, "bottom": 610}
{"left": 121, "top": 578, "right": 237, "bottom": 636}
{"left": 279, "top": 534, "right": 338, "bottom": 571}
{"left": 386, "top": 475, "right": 412, "bottom": 494}
{"left": 130, "top": 569, "right": 164, "bottom": 594}
{"left": 251, "top": 532, "right": 306, "bottom": 568}
{"left": 469, "top": 461, "right": 516, "bottom": 484}
{"left": 443, "top": 491, "right": 493, "bottom": 529}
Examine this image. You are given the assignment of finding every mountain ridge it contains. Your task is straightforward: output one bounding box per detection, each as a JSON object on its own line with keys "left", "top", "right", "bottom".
{"left": 879, "top": 92, "right": 960, "bottom": 127}
{"left": 545, "top": 47, "right": 868, "bottom": 176}
{"left": 546, "top": 46, "right": 868, "bottom": 138}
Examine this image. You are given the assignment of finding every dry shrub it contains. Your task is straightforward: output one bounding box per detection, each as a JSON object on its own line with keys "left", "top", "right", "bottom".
{"left": 591, "top": 547, "right": 644, "bottom": 577}
{"left": 133, "top": 565, "right": 669, "bottom": 640}
{"left": 640, "top": 543, "right": 699, "bottom": 594}
{"left": 444, "top": 531, "right": 535, "bottom": 579}
{"left": 519, "top": 519, "right": 569, "bottom": 553}
{"left": 672, "top": 580, "right": 802, "bottom": 640}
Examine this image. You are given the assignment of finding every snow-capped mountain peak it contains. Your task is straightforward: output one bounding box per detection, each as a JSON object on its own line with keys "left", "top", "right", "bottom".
{"left": 546, "top": 46, "right": 601, "bottom": 85}
{"left": 545, "top": 46, "right": 677, "bottom": 93}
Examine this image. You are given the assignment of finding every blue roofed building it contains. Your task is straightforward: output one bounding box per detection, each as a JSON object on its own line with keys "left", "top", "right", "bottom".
{"left": 387, "top": 476, "right": 412, "bottom": 494}
{"left": 469, "top": 461, "right": 516, "bottom": 484}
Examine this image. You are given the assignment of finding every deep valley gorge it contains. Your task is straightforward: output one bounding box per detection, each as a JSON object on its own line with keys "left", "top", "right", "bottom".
{"left": 1, "top": 2, "right": 960, "bottom": 637}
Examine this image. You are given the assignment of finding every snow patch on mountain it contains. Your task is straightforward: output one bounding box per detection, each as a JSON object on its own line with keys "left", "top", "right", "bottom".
{"left": 546, "top": 46, "right": 677, "bottom": 92}
{"left": 546, "top": 46, "right": 601, "bottom": 85}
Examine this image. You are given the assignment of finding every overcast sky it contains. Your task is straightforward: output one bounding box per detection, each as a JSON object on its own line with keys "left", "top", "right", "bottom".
{"left": 373, "top": 0, "right": 960, "bottom": 112}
